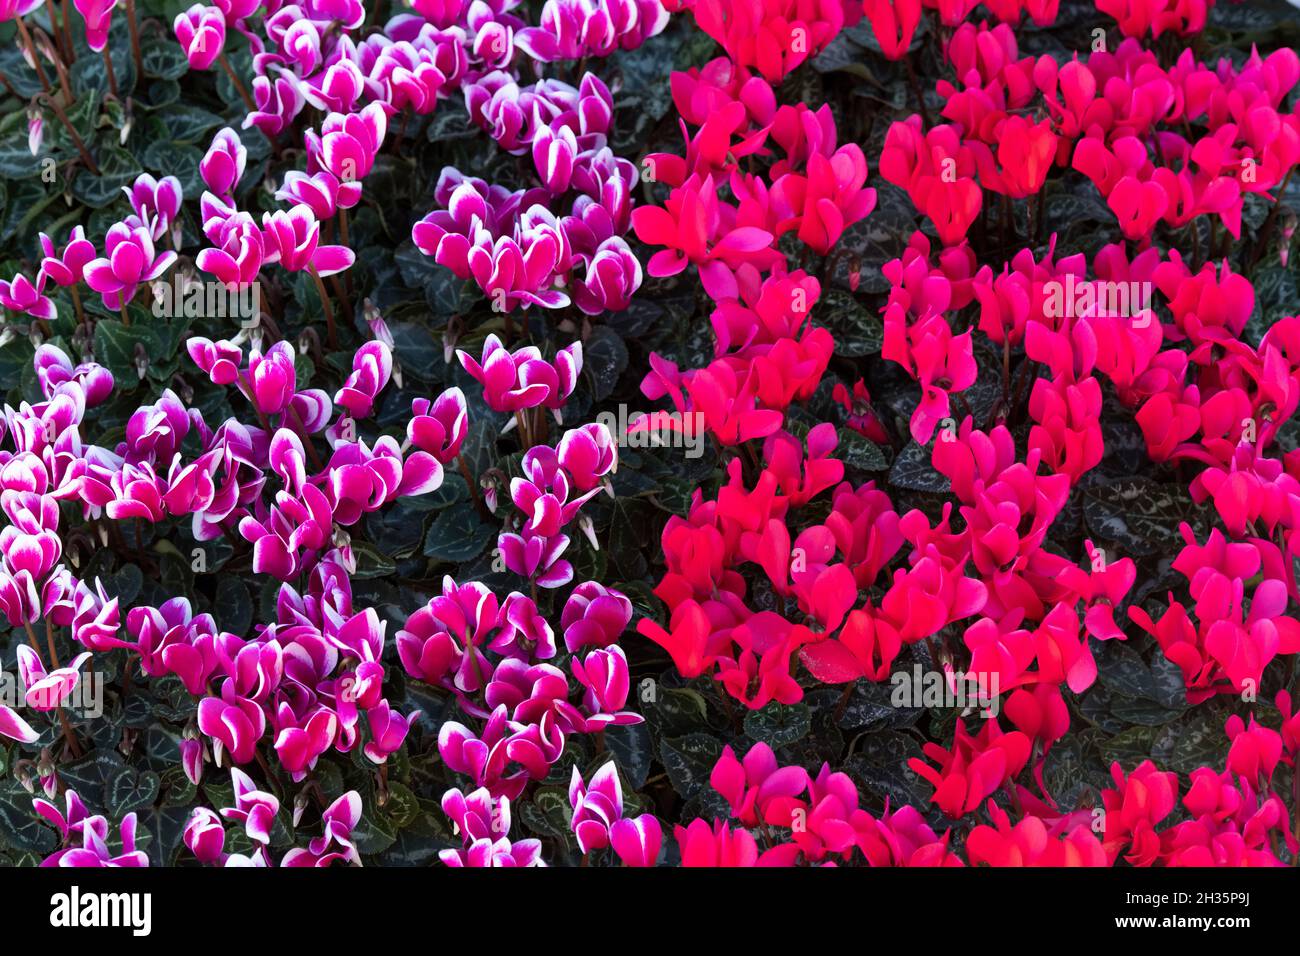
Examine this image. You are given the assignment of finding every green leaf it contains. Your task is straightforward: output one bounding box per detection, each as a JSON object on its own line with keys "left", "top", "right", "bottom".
{"left": 603, "top": 722, "right": 654, "bottom": 790}
{"left": 140, "top": 38, "right": 191, "bottom": 80}
{"left": 0, "top": 785, "right": 57, "bottom": 854}
{"left": 744, "top": 702, "right": 812, "bottom": 749}
{"left": 140, "top": 140, "right": 204, "bottom": 196}
{"left": 154, "top": 104, "right": 226, "bottom": 145}
{"left": 72, "top": 145, "right": 142, "bottom": 208}
{"left": 214, "top": 576, "right": 253, "bottom": 636}
{"left": 584, "top": 326, "right": 628, "bottom": 402}
{"left": 820, "top": 288, "right": 884, "bottom": 356}
{"left": 888, "top": 440, "right": 949, "bottom": 493}
{"left": 93, "top": 320, "right": 161, "bottom": 384}
{"left": 659, "top": 733, "right": 723, "bottom": 800}
{"left": 352, "top": 540, "right": 398, "bottom": 579}
{"left": 837, "top": 427, "right": 888, "bottom": 471}
{"left": 423, "top": 503, "right": 494, "bottom": 562}
{"left": 1082, "top": 478, "right": 1206, "bottom": 557}
{"left": 107, "top": 766, "right": 161, "bottom": 816}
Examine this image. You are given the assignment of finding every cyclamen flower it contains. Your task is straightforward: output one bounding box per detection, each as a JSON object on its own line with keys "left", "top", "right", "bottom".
{"left": 38, "top": 227, "right": 96, "bottom": 288}
{"left": 262, "top": 206, "right": 355, "bottom": 276}
{"left": 0, "top": 272, "right": 56, "bottom": 321}
{"left": 220, "top": 768, "right": 280, "bottom": 845}
{"left": 569, "top": 762, "right": 623, "bottom": 852}
{"left": 201, "top": 127, "right": 248, "bottom": 196}
{"left": 15, "top": 646, "right": 92, "bottom": 711}
{"left": 75, "top": 0, "right": 119, "bottom": 52}
{"left": 334, "top": 342, "right": 393, "bottom": 420}
{"left": 173, "top": 4, "right": 226, "bottom": 70}
{"left": 0, "top": 702, "right": 39, "bottom": 744}
{"left": 282, "top": 791, "right": 363, "bottom": 866}
{"left": 124, "top": 174, "right": 183, "bottom": 242}
{"left": 84, "top": 223, "right": 177, "bottom": 311}
{"left": 407, "top": 388, "right": 468, "bottom": 464}
{"left": 561, "top": 582, "right": 632, "bottom": 652}
{"left": 184, "top": 807, "right": 226, "bottom": 863}
{"left": 440, "top": 787, "right": 545, "bottom": 867}
{"left": 518, "top": 0, "right": 669, "bottom": 61}
{"left": 459, "top": 336, "right": 582, "bottom": 413}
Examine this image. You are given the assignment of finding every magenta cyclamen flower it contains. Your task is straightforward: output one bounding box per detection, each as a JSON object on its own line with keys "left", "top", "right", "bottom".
{"left": 561, "top": 581, "right": 632, "bottom": 651}
{"left": 459, "top": 335, "right": 582, "bottom": 412}
{"left": 124, "top": 173, "right": 183, "bottom": 241}
{"left": 197, "top": 686, "right": 267, "bottom": 765}
{"left": 41, "top": 814, "right": 149, "bottom": 868}
{"left": 187, "top": 336, "right": 243, "bottom": 386}
{"left": 574, "top": 237, "right": 643, "bottom": 315}
{"left": 0, "top": 271, "right": 56, "bottom": 321}
{"left": 70, "top": 577, "right": 121, "bottom": 651}
{"left": 569, "top": 762, "right": 623, "bottom": 853}
{"left": 245, "top": 72, "right": 306, "bottom": 138}
{"left": 335, "top": 341, "right": 393, "bottom": 419}
{"left": 262, "top": 206, "right": 355, "bottom": 276}
{"left": 174, "top": 4, "right": 226, "bottom": 70}
{"left": 35, "top": 344, "right": 113, "bottom": 406}
{"left": 15, "top": 645, "right": 92, "bottom": 711}
{"left": 1, "top": 0, "right": 45, "bottom": 21}
{"left": 0, "top": 701, "right": 38, "bottom": 744}
{"left": 84, "top": 223, "right": 177, "bottom": 311}
{"left": 610, "top": 813, "right": 662, "bottom": 866}
{"left": 244, "top": 341, "right": 297, "bottom": 416}
{"left": 37, "top": 226, "right": 96, "bottom": 288}
{"left": 221, "top": 768, "right": 280, "bottom": 845}
{"left": 439, "top": 786, "right": 545, "bottom": 867}
{"left": 309, "top": 102, "right": 388, "bottom": 208}
{"left": 282, "top": 791, "right": 363, "bottom": 866}
{"left": 201, "top": 127, "right": 247, "bottom": 196}
{"left": 532, "top": 124, "right": 580, "bottom": 193}
{"left": 407, "top": 387, "right": 468, "bottom": 464}
{"left": 74, "top": 0, "right": 119, "bottom": 52}
{"left": 498, "top": 528, "right": 573, "bottom": 588}
{"left": 275, "top": 170, "right": 342, "bottom": 221}
{"left": 197, "top": 210, "right": 265, "bottom": 287}
{"left": 519, "top": 0, "right": 668, "bottom": 61}
{"left": 571, "top": 646, "right": 643, "bottom": 730}
{"left": 557, "top": 422, "right": 617, "bottom": 491}
{"left": 184, "top": 807, "right": 226, "bottom": 863}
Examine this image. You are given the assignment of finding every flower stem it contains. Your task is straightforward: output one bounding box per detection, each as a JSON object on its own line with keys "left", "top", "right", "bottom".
{"left": 44, "top": 618, "right": 61, "bottom": 670}
{"left": 285, "top": 403, "right": 325, "bottom": 472}
{"left": 101, "top": 44, "right": 118, "bottom": 97}
{"left": 40, "top": 93, "right": 100, "bottom": 174}
{"left": 457, "top": 455, "right": 486, "bottom": 516}
{"left": 23, "top": 620, "right": 43, "bottom": 659}
{"left": 218, "top": 53, "right": 256, "bottom": 112}
{"left": 60, "top": 0, "right": 74, "bottom": 62}
{"left": 124, "top": 0, "right": 142, "bottom": 79}
{"left": 309, "top": 266, "right": 338, "bottom": 350}
{"left": 14, "top": 16, "right": 52, "bottom": 93}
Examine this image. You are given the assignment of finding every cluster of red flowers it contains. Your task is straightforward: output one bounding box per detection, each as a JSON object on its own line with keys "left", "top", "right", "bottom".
{"left": 631, "top": 0, "right": 1300, "bottom": 865}
{"left": 881, "top": 22, "right": 1300, "bottom": 243}
{"left": 674, "top": 702, "right": 1299, "bottom": 865}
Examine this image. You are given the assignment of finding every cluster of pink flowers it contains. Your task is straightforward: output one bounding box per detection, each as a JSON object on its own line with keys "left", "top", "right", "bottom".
{"left": 401, "top": 573, "right": 639, "bottom": 804}
{"left": 413, "top": 73, "right": 642, "bottom": 313}
{"left": 517, "top": 0, "right": 669, "bottom": 61}
{"left": 0, "top": 169, "right": 183, "bottom": 330}
{"left": 181, "top": 769, "right": 363, "bottom": 866}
